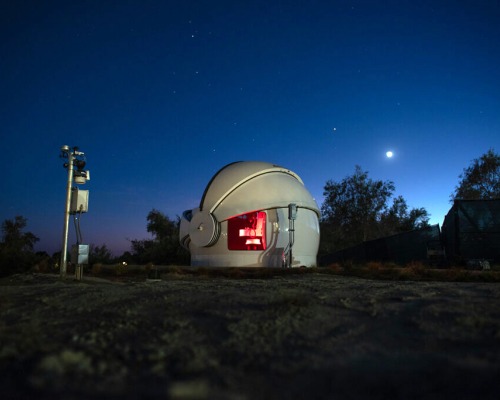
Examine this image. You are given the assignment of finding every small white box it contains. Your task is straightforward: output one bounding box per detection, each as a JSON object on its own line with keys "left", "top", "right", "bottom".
{"left": 71, "top": 244, "right": 89, "bottom": 265}
{"left": 70, "top": 189, "right": 89, "bottom": 213}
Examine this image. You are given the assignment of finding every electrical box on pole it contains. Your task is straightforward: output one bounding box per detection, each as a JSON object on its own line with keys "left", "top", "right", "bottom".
{"left": 71, "top": 244, "right": 89, "bottom": 265}
{"left": 70, "top": 188, "right": 89, "bottom": 214}
{"left": 72, "top": 244, "right": 89, "bottom": 281}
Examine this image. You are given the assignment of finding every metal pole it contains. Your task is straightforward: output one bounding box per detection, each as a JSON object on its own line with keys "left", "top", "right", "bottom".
{"left": 60, "top": 149, "right": 74, "bottom": 279}
{"left": 287, "top": 204, "right": 297, "bottom": 268}
{"left": 289, "top": 218, "right": 294, "bottom": 267}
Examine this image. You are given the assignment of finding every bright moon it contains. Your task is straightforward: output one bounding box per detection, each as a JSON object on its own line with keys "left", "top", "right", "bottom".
{"left": 386, "top": 151, "right": 394, "bottom": 158}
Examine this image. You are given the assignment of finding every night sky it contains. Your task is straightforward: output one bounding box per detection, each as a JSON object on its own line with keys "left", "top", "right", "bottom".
{"left": 2, "top": 0, "right": 500, "bottom": 256}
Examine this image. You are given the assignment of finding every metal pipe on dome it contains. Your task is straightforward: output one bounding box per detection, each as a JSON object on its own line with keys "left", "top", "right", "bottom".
{"left": 287, "top": 203, "right": 297, "bottom": 268}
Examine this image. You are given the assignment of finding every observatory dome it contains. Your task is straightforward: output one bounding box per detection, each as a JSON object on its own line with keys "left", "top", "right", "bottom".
{"left": 180, "top": 161, "right": 320, "bottom": 268}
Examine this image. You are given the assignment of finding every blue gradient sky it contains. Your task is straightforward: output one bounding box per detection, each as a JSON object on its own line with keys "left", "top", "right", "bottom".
{"left": 2, "top": 0, "right": 500, "bottom": 256}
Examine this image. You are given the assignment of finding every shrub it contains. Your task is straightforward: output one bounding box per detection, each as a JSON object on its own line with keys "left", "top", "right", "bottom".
{"left": 91, "top": 263, "right": 102, "bottom": 275}
{"left": 341, "top": 260, "right": 354, "bottom": 272}
{"left": 114, "top": 262, "right": 127, "bottom": 276}
{"left": 407, "top": 261, "right": 426, "bottom": 274}
{"left": 367, "top": 261, "right": 383, "bottom": 271}
{"left": 32, "top": 258, "right": 50, "bottom": 273}
{"left": 328, "top": 263, "right": 342, "bottom": 272}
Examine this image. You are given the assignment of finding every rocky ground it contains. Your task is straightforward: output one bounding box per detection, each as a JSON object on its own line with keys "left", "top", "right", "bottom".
{"left": 1, "top": 271, "right": 500, "bottom": 399}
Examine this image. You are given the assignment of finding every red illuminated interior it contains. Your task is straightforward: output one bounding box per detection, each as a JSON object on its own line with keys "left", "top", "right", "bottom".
{"left": 227, "top": 211, "right": 266, "bottom": 250}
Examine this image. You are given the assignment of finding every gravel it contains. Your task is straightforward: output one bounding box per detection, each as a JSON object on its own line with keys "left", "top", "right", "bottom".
{"left": 1, "top": 272, "right": 500, "bottom": 399}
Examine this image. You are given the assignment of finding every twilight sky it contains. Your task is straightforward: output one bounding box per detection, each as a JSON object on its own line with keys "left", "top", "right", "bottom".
{"left": 2, "top": 0, "right": 500, "bottom": 256}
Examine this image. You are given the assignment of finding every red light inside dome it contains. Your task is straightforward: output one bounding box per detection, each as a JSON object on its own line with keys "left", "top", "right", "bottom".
{"left": 227, "top": 211, "right": 266, "bottom": 250}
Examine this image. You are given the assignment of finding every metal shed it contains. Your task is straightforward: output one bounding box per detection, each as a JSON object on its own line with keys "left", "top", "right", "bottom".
{"left": 179, "top": 161, "right": 320, "bottom": 267}
{"left": 442, "top": 199, "right": 500, "bottom": 264}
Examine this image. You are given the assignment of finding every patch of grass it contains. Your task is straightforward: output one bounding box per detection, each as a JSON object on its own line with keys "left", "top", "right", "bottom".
{"left": 36, "top": 260, "right": 500, "bottom": 283}
{"left": 319, "top": 261, "right": 500, "bottom": 282}
{"left": 161, "top": 266, "right": 314, "bottom": 280}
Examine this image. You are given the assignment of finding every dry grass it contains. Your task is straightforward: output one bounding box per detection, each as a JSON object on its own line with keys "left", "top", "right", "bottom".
{"left": 366, "top": 261, "right": 384, "bottom": 272}
{"left": 70, "top": 261, "right": 500, "bottom": 283}
{"left": 321, "top": 261, "right": 500, "bottom": 282}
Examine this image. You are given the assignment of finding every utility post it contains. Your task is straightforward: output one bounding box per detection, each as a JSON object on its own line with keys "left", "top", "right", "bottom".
{"left": 60, "top": 145, "right": 74, "bottom": 279}
{"left": 60, "top": 145, "right": 89, "bottom": 279}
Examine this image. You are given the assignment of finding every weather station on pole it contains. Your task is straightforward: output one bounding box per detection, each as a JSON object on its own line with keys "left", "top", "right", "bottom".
{"left": 59, "top": 145, "right": 91, "bottom": 280}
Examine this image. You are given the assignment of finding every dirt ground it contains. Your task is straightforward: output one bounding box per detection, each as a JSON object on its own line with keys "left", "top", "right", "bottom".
{"left": 1, "top": 272, "right": 500, "bottom": 399}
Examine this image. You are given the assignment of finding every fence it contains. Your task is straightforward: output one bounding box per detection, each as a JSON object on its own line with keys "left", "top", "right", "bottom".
{"left": 320, "top": 224, "right": 442, "bottom": 266}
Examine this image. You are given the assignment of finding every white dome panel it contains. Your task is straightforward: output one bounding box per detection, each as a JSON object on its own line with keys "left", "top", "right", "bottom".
{"left": 200, "top": 161, "right": 303, "bottom": 212}
{"left": 211, "top": 172, "right": 319, "bottom": 221}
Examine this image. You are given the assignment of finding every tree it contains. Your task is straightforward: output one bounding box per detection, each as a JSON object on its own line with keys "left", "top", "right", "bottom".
{"left": 130, "top": 238, "right": 157, "bottom": 264}
{"left": 0, "top": 216, "right": 39, "bottom": 276}
{"left": 90, "top": 244, "right": 114, "bottom": 264}
{"left": 146, "top": 209, "right": 177, "bottom": 241}
{"left": 379, "top": 196, "right": 430, "bottom": 235}
{"left": 130, "top": 209, "right": 189, "bottom": 265}
{"left": 451, "top": 148, "right": 500, "bottom": 201}
{"left": 1, "top": 216, "right": 39, "bottom": 252}
{"left": 321, "top": 166, "right": 395, "bottom": 250}
{"left": 320, "top": 166, "right": 430, "bottom": 254}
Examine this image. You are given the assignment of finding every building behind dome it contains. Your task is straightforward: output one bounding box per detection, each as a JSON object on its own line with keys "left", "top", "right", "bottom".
{"left": 179, "top": 161, "right": 320, "bottom": 267}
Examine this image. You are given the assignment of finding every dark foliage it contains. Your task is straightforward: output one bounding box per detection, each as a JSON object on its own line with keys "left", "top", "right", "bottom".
{"left": 379, "top": 195, "right": 430, "bottom": 235}
{"left": 451, "top": 148, "right": 500, "bottom": 201}
{"left": 320, "top": 166, "right": 429, "bottom": 256}
{"left": 89, "top": 244, "right": 114, "bottom": 264}
{"left": 0, "top": 216, "right": 39, "bottom": 276}
{"left": 130, "top": 209, "right": 189, "bottom": 265}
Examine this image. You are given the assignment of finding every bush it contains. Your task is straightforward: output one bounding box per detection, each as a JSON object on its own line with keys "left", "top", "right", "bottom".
{"left": 91, "top": 263, "right": 103, "bottom": 275}
{"left": 114, "top": 262, "right": 127, "bottom": 276}
{"left": 327, "top": 263, "right": 342, "bottom": 272}
{"left": 367, "top": 261, "right": 383, "bottom": 272}
{"left": 407, "top": 261, "right": 426, "bottom": 274}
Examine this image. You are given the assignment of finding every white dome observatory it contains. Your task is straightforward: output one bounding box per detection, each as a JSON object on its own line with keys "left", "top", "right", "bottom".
{"left": 180, "top": 161, "right": 320, "bottom": 267}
